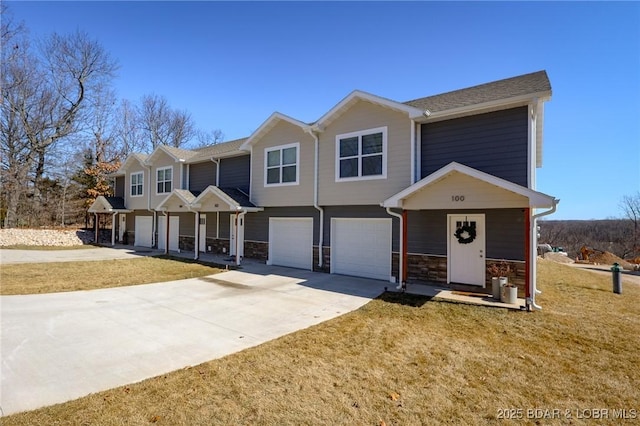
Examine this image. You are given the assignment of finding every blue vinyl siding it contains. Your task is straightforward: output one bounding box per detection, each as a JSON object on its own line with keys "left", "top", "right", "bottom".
{"left": 219, "top": 155, "right": 250, "bottom": 193}
{"left": 421, "top": 107, "right": 529, "bottom": 186}
{"left": 189, "top": 162, "right": 217, "bottom": 193}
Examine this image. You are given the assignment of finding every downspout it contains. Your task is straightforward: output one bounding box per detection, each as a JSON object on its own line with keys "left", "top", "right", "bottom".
{"left": 308, "top": 129, "right": 324, "bottom": 268}
{"left": 161, "top": 210, "right": 169, "bottom": 255}
{"left": 211, "top": 157, "right": 220, "bottom": 186}
{"left": 385, "top": 207, "right": 404, "bottom": 290}
{"left": 528, "top": 199, "right": 559, "bottom": 310}
{"left": 94, "top": 213, "right": 99, "bottom": 244}
{"left": 194, "top": 210, "right": 200, "bottom": 260}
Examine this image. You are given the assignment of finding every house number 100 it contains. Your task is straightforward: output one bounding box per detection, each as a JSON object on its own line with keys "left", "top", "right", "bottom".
{"left": 451, "top": 195, "right": 465, "bottom": 202}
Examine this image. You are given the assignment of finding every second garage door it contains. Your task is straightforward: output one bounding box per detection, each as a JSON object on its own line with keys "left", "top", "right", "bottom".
{"left": 331, "top": 218, "right": 392, "bottom": 281}
{"left": 134, "top": 216, "right": 153, "bottom": 248}
{"left": 268, "top": 218, "right": 313, "bottom": 270}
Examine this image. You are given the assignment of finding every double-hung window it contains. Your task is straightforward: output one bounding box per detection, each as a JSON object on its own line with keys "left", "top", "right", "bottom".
{"left": 156, "top": 166, "right": 172, "bottom": 194}
{"left": 130, "top": 172, "right": 143, "bottom": 196}
{"left": 265, "top": 143, "right": 299, "bottom": 186}
{"left": 336, "top": 127, "right": 387, "bottom": 181}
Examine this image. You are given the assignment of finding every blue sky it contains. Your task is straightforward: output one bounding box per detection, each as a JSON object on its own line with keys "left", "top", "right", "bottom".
{"left": 7, "top": 1, "right": 640, "bottom": 220}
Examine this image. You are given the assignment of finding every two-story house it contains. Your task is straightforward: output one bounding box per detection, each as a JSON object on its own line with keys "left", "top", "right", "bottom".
{"left": 89, "top": 70, "right": 557, "bottom": 310}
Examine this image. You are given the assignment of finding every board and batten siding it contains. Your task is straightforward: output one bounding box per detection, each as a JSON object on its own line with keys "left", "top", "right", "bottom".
{"left": 189, "top": 162, "right": 217, "bottom": 193}
{"left": 421, "top": 107, "right": 529, "bottom": 186}
{"left": 218, "top": 155, "right": 250, "bottom": 193}
{"left": 406, "top": 209, "right": 525, "bottom": 261}
{"left": 318, "top": 100, "right": 412, "bottom": 206}
{"left": 249, "top": 120, "right": 315, "bottom": 207}
{"left": 243, "top": 207, "right": 320, "bottom": 243}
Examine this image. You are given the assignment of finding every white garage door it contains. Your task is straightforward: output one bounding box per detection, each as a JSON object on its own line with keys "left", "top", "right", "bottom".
{"left": 134, "top": 216, "right": 153, "bottom": 248}
{"left": 158, "top": 215, "right": 179, "bottom": 251}
{"left": 331, "top": 218, "right": 392, "bottom": 281}
{"left": 268, "top": 218, "right": 313, "bottom": 270}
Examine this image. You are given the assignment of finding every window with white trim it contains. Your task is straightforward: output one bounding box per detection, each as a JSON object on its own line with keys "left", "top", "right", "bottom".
{"left": 130, "top": 172, "right": 143, "bottom": 196}
{"left": 336, "top": 127, "right": 387, "bottom": 181}
{"left": 265, "top": 143, "right": 299, "bottom": 186}
{"left": 156, "top": 166, "right": 172, "bottom": 194}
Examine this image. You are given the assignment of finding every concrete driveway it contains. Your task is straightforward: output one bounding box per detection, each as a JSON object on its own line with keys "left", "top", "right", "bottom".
{"left": 1, "top": 261, "right": 388, "bottom": 416}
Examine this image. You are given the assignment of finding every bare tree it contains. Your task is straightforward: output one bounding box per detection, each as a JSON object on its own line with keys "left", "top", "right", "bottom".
{"left": 620, "top": 191, "right": 640, "bottom": 258}
{"left": 139, "top": 94, "right": 196, "bottom": 150}
{"left": 195, "top": 128, "right": 225, "bottom": 147}
{"left": 1, "top": 19, "right": 118, "bottom": 227}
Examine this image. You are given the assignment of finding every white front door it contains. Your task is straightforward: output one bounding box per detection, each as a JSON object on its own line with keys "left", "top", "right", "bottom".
{"left": 119, "top": 214, "right": 126, "bottom": 242}
{"left": 134, "top": 216, "right": 153, "bottom": 248}
{"left": 229, "top": 214, "right": 244, "bottom": 257}
{"left": 158, "top": 215, "right": 179, "bottom": 251}
{"left": 448, "top": 214, "right": 486, "bottom": 286}
{"left": 199, "top": 214, "right": 207, "bottom": 252}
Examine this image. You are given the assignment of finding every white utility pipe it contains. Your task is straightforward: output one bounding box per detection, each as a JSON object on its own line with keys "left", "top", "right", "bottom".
{"left": 385, "top": 207, "right": 404, "bottom": 290}
{"left": 308, "top": 129, "right": 324, "bottom": 268}
{"left": 529, "top": 199, "right": 559, "bottom": 310}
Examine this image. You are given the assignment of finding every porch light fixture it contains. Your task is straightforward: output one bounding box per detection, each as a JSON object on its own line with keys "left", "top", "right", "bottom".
{"left": 423, "top": 109, "right": 431, "bottom": 117}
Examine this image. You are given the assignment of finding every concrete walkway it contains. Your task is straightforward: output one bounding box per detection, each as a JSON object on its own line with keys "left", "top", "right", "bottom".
{"left": 0, "top": 258, "right": 388, "bottom": 416}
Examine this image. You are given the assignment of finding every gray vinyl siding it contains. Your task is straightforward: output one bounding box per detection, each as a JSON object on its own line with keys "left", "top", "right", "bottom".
{"left": 406, "top": 209, "right": 525, "bottom": 261}
{"left": 219, "top": 155, "right": 250, "bottom": 193}
{"left": 323, "top": 205, "right": 400, "bottom": 251}
{"left": 189, "top": 162, "right": 217, "bottom": 193}
{"left": 244, "top": 207, "right": 321, "bottom": 244}
{"left": 114, "top": 176, "right": 125, "bottom": 198}
{"left": 421, "top": 107, "right": 529, "bottom": 186}
{"left": 176, "top": 212, "right": 195, "bottom": 236}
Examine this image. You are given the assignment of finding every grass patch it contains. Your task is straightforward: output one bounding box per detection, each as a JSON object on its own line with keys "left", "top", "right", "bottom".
{"left": 3, "top": 259, "right": 639, "bottom": 424}
{"left": 0, "top": 244, "right": 95, "bottom": 250}
{"left": 0, "top": 257, "right": 223, "bottom": 295}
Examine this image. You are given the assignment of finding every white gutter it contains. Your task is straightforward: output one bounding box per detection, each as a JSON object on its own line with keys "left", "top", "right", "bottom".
{"left": 528, "top": 199, "right": 560, "bottom": 310}
{"left": 385, "top": 207, "right": 404, "bottom": 290}
{"left": 194, "top": 211, "right": 199, "bottom": 260}
{"left": 307, "top": 129, "right": 324, "bottom": 268}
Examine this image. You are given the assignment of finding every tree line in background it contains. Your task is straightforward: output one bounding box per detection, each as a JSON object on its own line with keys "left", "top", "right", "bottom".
{"left": 0, "top": 5, "right": 223, "bottom": 228}
{"left": 539, "top": 192, "right": 640, "bottom": 261}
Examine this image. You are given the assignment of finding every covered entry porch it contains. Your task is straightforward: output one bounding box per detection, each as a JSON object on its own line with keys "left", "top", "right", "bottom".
{"left": 383, "top": 162, "right": 558, "bottom": 310}
{"left": 157, "top": 186, "right": 262, "bottom": 265}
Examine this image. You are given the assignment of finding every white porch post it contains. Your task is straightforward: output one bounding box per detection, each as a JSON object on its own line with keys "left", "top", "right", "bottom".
{"left": 194, "top": 211, "right": 199, "bottom": 260}
{"left": 111, "top": 213, "right": 117, "bottom": 246}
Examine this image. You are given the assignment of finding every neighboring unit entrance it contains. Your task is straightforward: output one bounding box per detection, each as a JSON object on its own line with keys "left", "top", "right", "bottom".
{"left": 268, "top": 217, "right": 313, "bottom": 270}
{"left": 448, "top": 214, "right": 486, "bottom": 286}
{"left": 331, "top": 218, "right": 392, "bottom": 281}
{"left": 229, "top": 214, "right": 244, "bottom": 257}
{"left": 134, "top": 216, "right": 153, "bottom": 248}
{"left": 119, "top": 214, "right": 126, "bottom": 243}
{"left": 158, "top": 215, "right": 179, "bottom": 252}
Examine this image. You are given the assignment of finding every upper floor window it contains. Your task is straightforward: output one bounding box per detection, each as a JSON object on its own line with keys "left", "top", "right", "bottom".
{"left": 130, "top": 172, "right": 143, "bottom": 197}
{"left": 156, "top": 166, "right": 172, "bottom": 194}
{"left": 335, "top": 127, "right": 387, "bottom": 181}
{"left": 265, "top": 143, "right": 299, "bottom": 186}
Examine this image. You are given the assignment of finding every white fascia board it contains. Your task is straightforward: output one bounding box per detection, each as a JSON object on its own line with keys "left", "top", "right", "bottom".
{"left": 144, "top": 145, "right": 182, "bottom": 165}
{"left": 315, "top": 90, "right": 424, "bottom": 129}
{"left": 156, "top": 190, "right": 194, "bottom": 211}
{"left": 382, "top": 161, "right": 556, "bottom": 208}
{"left": 241, "top": 112, "right": 310, "bottom": 150}
{"left": 192, "top": 185, "right": 240, "bottom": 210}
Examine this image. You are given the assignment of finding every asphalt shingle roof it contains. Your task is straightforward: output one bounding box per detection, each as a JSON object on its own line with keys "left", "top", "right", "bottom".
{"left": 403, "top": 70, "right": 551, "bottom": 113}
{"left": 103, "top": 197, "right": 127, "bottom": 210}
{"left": 218, "top": 187, "right": 256, "bottom": 208}
{"left": 188, "top": 138, "right": 248, "bottom": 163}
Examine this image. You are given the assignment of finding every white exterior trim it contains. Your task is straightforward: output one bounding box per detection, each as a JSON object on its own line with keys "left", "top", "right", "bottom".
{"left": 155, "top": 166, "right": 173, "bottom": 195}
{"left": 129, "top": 171, "right": 144, "bottom": 197}
{"left": 264, "top": 142, "right": 300, "bottom": 187}
{"left": 241, "top": 112, "right": 310, "bottom": 150}
{"left": 335, "top": 126, "right": 388, "bottom": 182}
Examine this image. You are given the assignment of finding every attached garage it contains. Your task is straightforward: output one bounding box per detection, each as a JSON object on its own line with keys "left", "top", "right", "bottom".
{"left": 268, "top": 218, "right": 313, "bottom": 270}
{"left": 331, "top": 218, "right": 392, "bottom": 281}
{"left": 134, "top": 216, "right": 153, "bottom": 248}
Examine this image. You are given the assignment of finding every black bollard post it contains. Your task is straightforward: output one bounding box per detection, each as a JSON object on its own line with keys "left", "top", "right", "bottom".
{"left": 611, "top": 263, "right": 622, "bottom": 294}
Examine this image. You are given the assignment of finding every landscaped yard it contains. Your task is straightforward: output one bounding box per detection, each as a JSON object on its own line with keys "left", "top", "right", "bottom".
{"left": 0, "top": 257, "right": 224, "bottom": 295}
{"left": 3, "top": 259, "right": 639, "bottom": 425}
